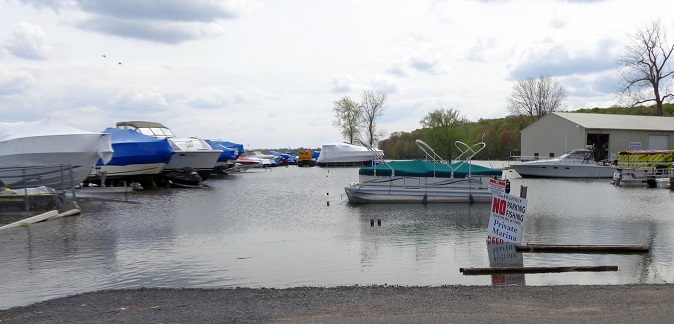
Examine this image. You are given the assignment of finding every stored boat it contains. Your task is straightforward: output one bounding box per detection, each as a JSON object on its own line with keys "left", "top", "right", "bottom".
{"left": 612, "top": 150, "right": 674, "bottom": 188}
{"left": 316, "top": 143, "right": 383, "bottom": 167}
{"left": 205, "top": 140, "right": 239, "bottom": 174}
{"left": 0, "top": 118, "right": 113, "bottom": 189}
{"left": 116, "top": 121, "right": 221, "bottom": 181}
{"left": 88, "top": 127, "right": 174, "bottom": 187}
{"left": 510, "top": 147, "right": 616, "bottom": 178}
{"left": 344, "top": 139, "right": 505, "bottom": 204}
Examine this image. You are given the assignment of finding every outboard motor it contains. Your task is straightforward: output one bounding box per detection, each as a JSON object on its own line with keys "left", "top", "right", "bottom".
{"left": 505, "top": 179, "right": 511, "bottom": 194}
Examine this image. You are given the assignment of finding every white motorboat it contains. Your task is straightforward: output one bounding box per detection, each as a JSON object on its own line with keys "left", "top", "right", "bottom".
{"left": 116, "top": 121, "right": 222, "bottom": 181}
{"left": 344, "top": 139, "right": 506, "bottom": 204}
{"left": 510, "top": 148, "right": 616, "bottom": 178}
{"left": 316, "top": 143, "right": 383, "bottom": 166}
{"left": 0, "top": 118, "right": 114, "bottom": 189}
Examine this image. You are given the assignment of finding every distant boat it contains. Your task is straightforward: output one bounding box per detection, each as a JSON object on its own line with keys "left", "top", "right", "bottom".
{"left": 116, "top": 121, "right": 222, "bottom": 181}
{"left": 510, "top": 147, "right": 616, "bottom": 178}
{"left": 316, "top": 143, "right": 383, "bottom": 167}
{"left": 205, "top": 140, "right": 239, "bottom": 174}
{"left": 0, "top": 118, "right": 113, "bottom": 189}
{"left": 88, "top": 127, "right": 175, "bottom": 188}
{"left": 344, "top": 139, "right": 506, "bottom": 204}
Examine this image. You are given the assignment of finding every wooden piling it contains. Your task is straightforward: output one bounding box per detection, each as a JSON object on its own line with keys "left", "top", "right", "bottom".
{"left": 459, "top": 265, "right": 618, "bottom": 275}
{"left": 516, "top": 243, "right": 650, "bottom": 254}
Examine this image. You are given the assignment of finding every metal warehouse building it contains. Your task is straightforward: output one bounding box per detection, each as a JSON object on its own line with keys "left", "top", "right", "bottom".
{"left": 520, "top": 112, "right": 674, "bottom": 160}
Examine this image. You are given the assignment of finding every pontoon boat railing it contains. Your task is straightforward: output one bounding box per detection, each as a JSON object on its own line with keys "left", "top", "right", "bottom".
{"left": 359, "top": 141, "right": 393, "bottom": 176}
{"left": 414, "top": 136, "right": 487, "bottom": 178}
{"left": 450, "top": 138, "right": 486, "bottom": 178}
{"left": 415, "top": 140, "right": 447, "bottom": 164}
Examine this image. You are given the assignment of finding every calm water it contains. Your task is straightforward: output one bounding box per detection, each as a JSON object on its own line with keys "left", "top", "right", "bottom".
{"left": 2, "top": 164, "right": 674, "bottom": 309}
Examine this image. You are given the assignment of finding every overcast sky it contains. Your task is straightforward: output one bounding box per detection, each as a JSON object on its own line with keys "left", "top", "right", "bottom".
{"left": 1, "top": 0, "right": 671, "bottom": 149}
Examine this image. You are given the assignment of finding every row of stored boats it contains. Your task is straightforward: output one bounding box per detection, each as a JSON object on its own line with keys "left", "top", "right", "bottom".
{"left": 0, "top": 119, "right": 254, "bottom": 190}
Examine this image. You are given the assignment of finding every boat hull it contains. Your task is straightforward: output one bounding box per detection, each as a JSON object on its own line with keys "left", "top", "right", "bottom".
{"left": 91, "top": 163, "right": 166, "bottom": 178}
{"left": 164, "top": 150, "right": 221, "bottom": 180}
{"left": 511, "top": 164, "right": 616, "bottom": 178}
{"left": 0, "top": 134, "right": 113, "bottom": 189}
{"left": 344, "top": 175, "right": 495, "bottom": 204}
{"left": 612, "top": 168, "right": 673, "bottom": 188}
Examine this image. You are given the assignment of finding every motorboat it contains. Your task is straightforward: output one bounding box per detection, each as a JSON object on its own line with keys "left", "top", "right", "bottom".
{"left": 88, "top": 127, "right": 175, "bottom": 188}
{"left": 344, "top": 139, "right": 506, "bottom": 204}
{"left": 316, "top": 143, "right": 383, "bottom": 166}
{"left": 612, "top": 150, "right": 674, "bottom": 188}
{"left": 116, "top": 121, "right": 222, "bottom": 181}
{"left": 0, "top": 118, "right": 113, "bottom": 190}
{"left": 231, "top": 156, "right": 261, "bottom": 172}
{"left": 510, "top": 148, "right": 616, "bottom": 178}
{"left": 205, "top": 140, "right": 239, "bottom": 174}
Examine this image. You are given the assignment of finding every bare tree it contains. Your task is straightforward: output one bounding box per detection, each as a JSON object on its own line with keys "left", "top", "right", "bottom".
{"left": 618, "top": 19, "right": 674, "bottom": 116}
{"left": 360, "top": 90, "right": 387, "bottom": 146}
{"left": 332, "top": 96, "right": 362, "bottom": 144}
{"left": 507, "top": 74, "right": 568, "bottom": 122}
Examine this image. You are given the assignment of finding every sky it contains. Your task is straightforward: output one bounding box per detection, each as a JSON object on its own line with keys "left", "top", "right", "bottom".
{"left": 1, "top": 0, "right": 672, "bottom": 150}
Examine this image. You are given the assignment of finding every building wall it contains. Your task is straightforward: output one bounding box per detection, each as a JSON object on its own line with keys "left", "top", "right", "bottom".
{"left": 605, "top": 130, "right": 673, "bottom": 153}
{"left": 521, "top": 114, "right": 674, "bottom": 160}
{"left": 521, "top": 114, "right": 586, "bottom": 158}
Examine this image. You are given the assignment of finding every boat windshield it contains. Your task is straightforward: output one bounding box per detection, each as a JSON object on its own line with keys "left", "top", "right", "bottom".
{"left": 135, "top": 127, "right": 175, "bottom": 138}
{"left": 561, "top": 149, "right": 592, "bottom": 161}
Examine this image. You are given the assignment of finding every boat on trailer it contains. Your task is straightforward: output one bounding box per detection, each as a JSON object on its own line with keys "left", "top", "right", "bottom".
{"left": 115, "top": 121, "right": 221, "bottom": 182}
{"left": 88, "top": 127, "right": 175, "bottom": 188}
{"left": 344, "top": 139, "right": 506, "bottom": 204}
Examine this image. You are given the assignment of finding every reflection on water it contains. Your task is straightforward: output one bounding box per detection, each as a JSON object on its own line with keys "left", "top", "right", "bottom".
{"left": 1, "top": 165, "right": 674, "bottom": 309}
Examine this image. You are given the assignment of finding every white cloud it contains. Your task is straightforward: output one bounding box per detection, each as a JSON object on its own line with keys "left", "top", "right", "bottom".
{"left": 331, "top": 74, "right": 354, "bottom": 93}
{"left": 4, "top": 22, "right": 50, "bottom": 60}
{"left": 0, "top": 69, "right": 35, "bottom": 95}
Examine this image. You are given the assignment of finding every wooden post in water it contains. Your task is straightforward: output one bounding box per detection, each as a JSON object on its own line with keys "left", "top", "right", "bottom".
{"left": 516, "top": 243, "right": 650, "bottom": 254}
{"left": 459, "top": 265, "right": 618, "bottom": 275}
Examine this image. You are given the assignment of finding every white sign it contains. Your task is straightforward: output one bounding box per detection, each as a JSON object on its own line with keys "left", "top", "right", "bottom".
{"left": 488, "top": 178, "right": 507, "bottom": 195}
{"left": 487, "top": 192, "right": 527, "bottom": 244}
{"left": 628, "top": 142, "right": 642, "bottom": 149}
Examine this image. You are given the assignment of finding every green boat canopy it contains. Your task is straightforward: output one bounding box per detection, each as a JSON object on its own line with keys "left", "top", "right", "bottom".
{"left": 358, "top": 160, "right": 503, "bottom": 178}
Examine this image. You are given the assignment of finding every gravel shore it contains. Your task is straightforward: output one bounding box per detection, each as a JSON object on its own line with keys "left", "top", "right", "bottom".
{"left": 1, "top": 284, "right": 673, "bottom": 323}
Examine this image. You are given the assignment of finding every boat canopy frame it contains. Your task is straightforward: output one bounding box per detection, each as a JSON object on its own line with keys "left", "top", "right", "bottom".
{"left": 360, "top": 136, "right": 491, "bottom": 178}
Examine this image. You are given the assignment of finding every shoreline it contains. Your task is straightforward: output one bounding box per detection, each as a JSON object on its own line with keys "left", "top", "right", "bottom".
{"left": 2, "top": 284, "right": 674, "bottom": 323}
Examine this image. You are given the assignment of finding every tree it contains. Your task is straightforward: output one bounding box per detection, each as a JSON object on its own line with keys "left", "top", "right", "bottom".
{"left": 419, "top": 108, "right": 467, "bottom": 159}
{"left": 506, "top": 74, "right": 568, "bottom": 122}
{"left": 332, "top": 96, "right": 362, "bottom": 144}
{"left": 618, "top": 19, "right": 674, "bottom": 116}
{"left": 360, "top": 90, "right": 387, "bottom": 146}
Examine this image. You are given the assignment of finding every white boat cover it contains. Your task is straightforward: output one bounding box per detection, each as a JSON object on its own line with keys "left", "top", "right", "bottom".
{"left": 316, "top": 143, "right": 383, "bottom": 163}
{"left": 0, "top": 118, "right": 114, "bottom": 164}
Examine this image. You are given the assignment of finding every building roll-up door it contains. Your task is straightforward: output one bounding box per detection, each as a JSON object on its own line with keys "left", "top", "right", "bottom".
{"left": 648, "top": 135, "right": 669, "bottom": 150}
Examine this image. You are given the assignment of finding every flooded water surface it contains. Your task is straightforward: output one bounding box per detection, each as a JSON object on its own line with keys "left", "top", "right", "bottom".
{"left": 2, "top": 165, "right": 674, "bottom": 309}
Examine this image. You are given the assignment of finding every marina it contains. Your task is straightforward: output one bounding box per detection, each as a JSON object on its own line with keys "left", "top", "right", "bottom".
{"left": 2, "top": 165, "right": 674, "bottom": 310}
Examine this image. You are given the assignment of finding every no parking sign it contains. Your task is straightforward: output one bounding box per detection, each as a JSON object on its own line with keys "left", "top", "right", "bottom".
{"left": 487, "top": 192, "right": 527, "bottom": 244}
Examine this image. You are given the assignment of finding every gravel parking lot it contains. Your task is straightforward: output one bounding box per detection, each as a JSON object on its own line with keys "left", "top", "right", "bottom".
{"left": 2, "top": 284, "right": 673, "bottom": 323}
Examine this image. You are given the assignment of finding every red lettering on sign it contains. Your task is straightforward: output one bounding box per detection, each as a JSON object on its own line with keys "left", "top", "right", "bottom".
{"left": 491, "top": 197, "right": 506, "bottom": 216}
